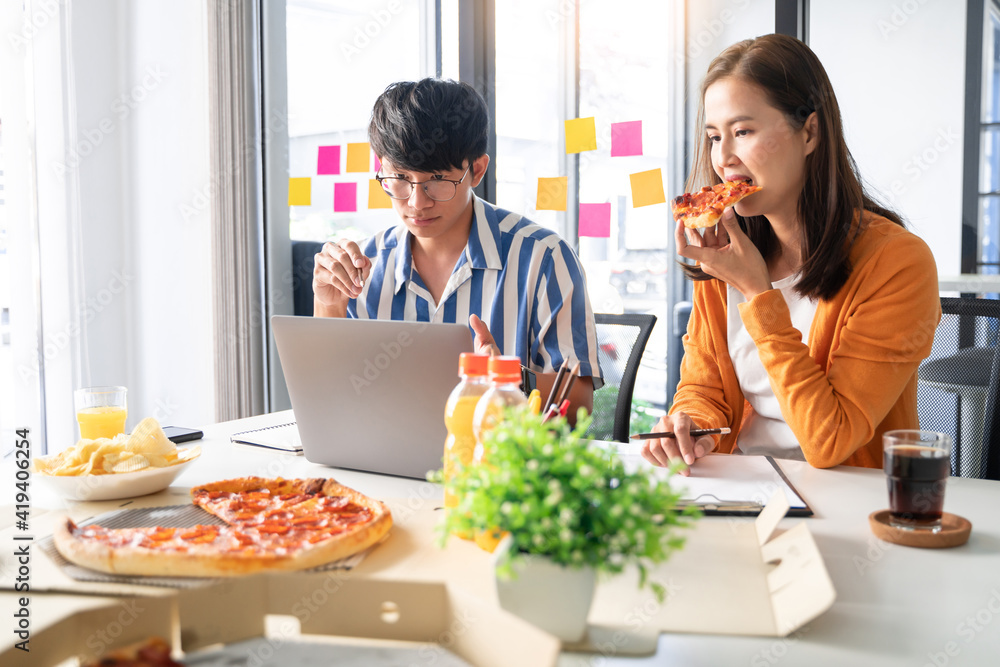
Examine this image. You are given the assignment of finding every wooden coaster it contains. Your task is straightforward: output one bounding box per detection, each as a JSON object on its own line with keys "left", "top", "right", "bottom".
{"left": 869, "top": 510, "right": 972, "bottom": 548}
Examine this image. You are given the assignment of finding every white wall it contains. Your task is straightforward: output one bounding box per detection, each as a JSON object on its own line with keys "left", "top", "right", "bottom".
{"left": 61, "top": 0, "right": 213, "bottom": 445}
{"left": 810, "top": 0, "right": 966, "bottom": 276}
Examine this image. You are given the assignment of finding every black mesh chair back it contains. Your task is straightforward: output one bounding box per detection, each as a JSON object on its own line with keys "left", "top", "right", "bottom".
{"left": 291, "top": 240, "right": 324, "bottom": 316}
{"left": 917, "top": 297, "right": 1000, "bottom": 480}
{"left": 586, "top": 313, "right": 657, "bottom": 443}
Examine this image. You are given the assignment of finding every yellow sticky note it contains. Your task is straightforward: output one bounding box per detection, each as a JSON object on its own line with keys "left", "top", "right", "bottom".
{"left": 565, "top": 117, "right": 597, "bottom": 154}
{"left": 346, "top": 142, "right": 371, "bottom": 173}
{"left": 288, "top": 177, "right": 311, "bottom": 206}
{"left": 629, "top": 168, "right": 666, "bottom": 208}
{"left": 368, "top": 179, "right": 393, "bottom": 209}
{"left": 536, "top": 177, "right": 568, "bottom": 211}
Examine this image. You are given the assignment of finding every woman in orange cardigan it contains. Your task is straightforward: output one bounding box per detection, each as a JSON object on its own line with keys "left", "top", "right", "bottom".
{"left": 642, "top": 34, "right": 940, "bottom": 474}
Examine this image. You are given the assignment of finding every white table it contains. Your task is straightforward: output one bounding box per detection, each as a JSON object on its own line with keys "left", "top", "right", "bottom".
{"left": 16, "top": 411, "right": 1000, "bottom": 666}
{"left": 938, "top": 274, "right": 1000, "bottom": 294}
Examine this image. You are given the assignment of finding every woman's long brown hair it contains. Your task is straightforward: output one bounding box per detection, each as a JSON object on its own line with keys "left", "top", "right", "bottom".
{"left": 683, "top": 34, "right": 903, "bottom": 300}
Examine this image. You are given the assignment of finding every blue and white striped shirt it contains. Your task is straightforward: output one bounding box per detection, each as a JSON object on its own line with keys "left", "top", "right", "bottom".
{"left": 347, "top": 197, "right": 603, "bottom": 384}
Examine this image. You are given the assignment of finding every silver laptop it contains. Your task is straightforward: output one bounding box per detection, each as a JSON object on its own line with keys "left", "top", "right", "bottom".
{"left": 271, "top": 316, "right": 473, "bottom": 478}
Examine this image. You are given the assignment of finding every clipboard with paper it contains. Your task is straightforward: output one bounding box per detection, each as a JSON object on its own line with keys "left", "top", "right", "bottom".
{"left": 613, "top": 444, "right": 813, "bottom": 517}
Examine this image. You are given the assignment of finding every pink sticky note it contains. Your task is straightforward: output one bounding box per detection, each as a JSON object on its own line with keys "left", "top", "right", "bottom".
{"left": 334, "top": 182, "right": 357, "bottom": 212}
{"left": 374, "top": 155, "right": 382, "bottom": 173}
{"left": 611, "top": 121, "right": 643, "bottom": 157}
{"left": 579, "top": 203, "right": 611, "bottom": 238}
{"left": 317, "top": 145, "right": 341, "bottom": 175}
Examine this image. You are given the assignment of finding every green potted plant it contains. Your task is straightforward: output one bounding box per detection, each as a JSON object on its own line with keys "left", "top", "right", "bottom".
{"left": 433, "top": 406, "right": 698, "bottom": 642}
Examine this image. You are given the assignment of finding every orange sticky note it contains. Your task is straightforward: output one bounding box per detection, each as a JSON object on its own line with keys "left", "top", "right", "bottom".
{"left": 346, "top": 142, "right": 371, "bottom": 173}
{"left": 565, "top": 117, "right": 597, "bottom": 154}
{"left": 289, "top": 177, "right": 311, "bottom": 206}
{"left": 629, "top": 168, "right": 666, "bottom": 207}
{"left": 368, "top": 179, "right": 392, "bottom": 209}
{"left": 536, "top": 177, "right": 568, "bottom": 211}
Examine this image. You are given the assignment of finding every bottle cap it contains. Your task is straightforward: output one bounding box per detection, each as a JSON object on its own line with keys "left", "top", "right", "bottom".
{"left": 487, "top": 355, "right": 522, "bottom": 382}
{"left": 458, "top": 353, "right": 489, "bottom": 377}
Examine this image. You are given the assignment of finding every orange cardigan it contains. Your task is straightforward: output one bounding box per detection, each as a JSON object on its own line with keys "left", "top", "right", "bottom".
{"left": 670, "top": 214, "right": 941, "bottom": 469}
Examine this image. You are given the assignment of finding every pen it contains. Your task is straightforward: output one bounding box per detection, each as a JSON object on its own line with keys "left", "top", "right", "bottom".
{"left": 554, "top": 362, "right": 580, "bottom": 407}
{"left": 544, "top": 360, "right": 570, "bottom": 413}
{"left": 629, "top": 427, "right": 731, "bottom": 440}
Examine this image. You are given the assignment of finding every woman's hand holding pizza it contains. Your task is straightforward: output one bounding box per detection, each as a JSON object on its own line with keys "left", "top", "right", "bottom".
{"left": 676, "top": 207, "right": 772, "bottom": 301}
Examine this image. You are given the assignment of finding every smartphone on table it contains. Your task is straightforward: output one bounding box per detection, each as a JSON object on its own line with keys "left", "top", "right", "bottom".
{"left": 162, "top": 426, "right": 204, "bottom": 444}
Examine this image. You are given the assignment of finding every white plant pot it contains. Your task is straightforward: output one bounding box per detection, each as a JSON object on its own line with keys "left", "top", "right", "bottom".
{"left": 493, "top": 536, "right": 597, "bottom": 643}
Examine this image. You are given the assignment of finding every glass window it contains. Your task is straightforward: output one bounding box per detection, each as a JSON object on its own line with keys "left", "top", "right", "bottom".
{"left": 980, "top": 3, "right": 1000, "bottom": 275}
{"left": 494, "top": 0, "right": 564, "bottom": 235}
{"left": 0, "top": 126, "right": 10, "bottom": 455}
{"left": 578, "top": 0, "right": 672, "bottom": 412}
{"left": 493, "top": 0, "right": 676, "bottom": 413}
{"left": 285, "top": 0, "right": 449, "bottom": 244}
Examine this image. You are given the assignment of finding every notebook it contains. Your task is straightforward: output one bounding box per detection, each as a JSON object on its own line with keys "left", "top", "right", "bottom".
{"left": 231, "top": 422, "right": 303, "bottom": 454}
{"left": 271, "top": 316, "right": 473, "bottom": 478}
{"left": 610, "top": 442, "right": 812, "bottom": 517}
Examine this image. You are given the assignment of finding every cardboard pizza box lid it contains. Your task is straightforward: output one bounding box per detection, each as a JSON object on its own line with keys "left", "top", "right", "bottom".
{"left": 0, "top": 592, "right": 174, "bottom": 667}
{"left": 583, "top": 490, "right": 836, "bottom": 638}
{"left": 0, "top": 579, "right": 559, "bottom": 667}
{"left": 1, "top": 489, "right": 835, "bottom": 653}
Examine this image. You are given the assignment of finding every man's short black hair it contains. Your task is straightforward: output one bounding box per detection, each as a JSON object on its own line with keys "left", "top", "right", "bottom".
{"left": 368, "top": 78, "right": 489, "bottom": 174}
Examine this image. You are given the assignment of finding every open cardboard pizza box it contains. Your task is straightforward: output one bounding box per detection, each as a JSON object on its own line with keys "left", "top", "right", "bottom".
{"left": 1, "top": 491, "right": 835, "bottom": 663}
{"left": 0, "top": 579, "right": 559, "bottom": 667}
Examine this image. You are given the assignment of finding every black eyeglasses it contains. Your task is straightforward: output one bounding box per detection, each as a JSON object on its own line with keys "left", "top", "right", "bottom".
{"left": 376, "top": 165, "right": 471, "bottom": 202}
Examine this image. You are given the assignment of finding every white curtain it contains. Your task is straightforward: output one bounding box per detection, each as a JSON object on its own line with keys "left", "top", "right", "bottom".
{"left": 207, "top": 0, "right": 267, "bottom": 420}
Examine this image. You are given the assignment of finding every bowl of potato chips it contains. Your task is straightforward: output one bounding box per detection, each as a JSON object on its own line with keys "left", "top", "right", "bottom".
{"left": 33, "top": 417, "right": 201, "bottom": 501}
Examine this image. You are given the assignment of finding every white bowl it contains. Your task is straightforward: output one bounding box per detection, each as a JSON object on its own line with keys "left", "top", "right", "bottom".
{"left": 35, "top": 449, "right": 200, "bottom": 501}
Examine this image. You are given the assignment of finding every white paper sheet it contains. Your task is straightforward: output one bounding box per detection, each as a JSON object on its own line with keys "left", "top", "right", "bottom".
{"left": 598, "top": 442, "right": 809, "bottom": 511}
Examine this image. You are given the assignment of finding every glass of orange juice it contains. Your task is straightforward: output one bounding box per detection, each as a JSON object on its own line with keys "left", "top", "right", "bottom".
{"left": 74, "top": 386, "right": 128, "bottom": 440}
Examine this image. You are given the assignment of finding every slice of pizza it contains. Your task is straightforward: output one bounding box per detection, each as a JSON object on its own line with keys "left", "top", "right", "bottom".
{"left": 671, "top": 180, "right": 762, "bottom": 229}
{"left": 82, "top": 637, "right": 183, "bottom": 667}
{"left": 53, "top": 477, "right": 392, "bottom": 577}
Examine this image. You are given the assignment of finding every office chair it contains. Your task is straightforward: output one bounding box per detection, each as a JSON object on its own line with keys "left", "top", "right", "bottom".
{"left": 917, "top": 296, "right": 1000, "bottom": 481}
{"left": 586, "top": 313, "right": 657, "bottom": 443}
{"left": 291, "top": 240, "right": 324, "bottom": 316}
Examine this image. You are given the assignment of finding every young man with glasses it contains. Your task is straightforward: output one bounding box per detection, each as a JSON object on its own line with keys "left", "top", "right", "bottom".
{"left": 312, "top": 78, "right": 601, "bottom": 417}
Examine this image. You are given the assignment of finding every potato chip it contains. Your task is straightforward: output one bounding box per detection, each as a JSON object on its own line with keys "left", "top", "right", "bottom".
{"left": 112, "top": 454, "right": 150, "bottom": 473}
{"left": 33, "top": 417, "right": 200, "bottom": 477}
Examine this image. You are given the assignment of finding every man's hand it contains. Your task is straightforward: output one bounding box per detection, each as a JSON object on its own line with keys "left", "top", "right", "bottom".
{"left": 640, "top": 411, "right": 717, "bottom": 477}
{"left": 313, "top": 239, "right": 373, "bottom": 317}
{"left": 469, "top": 314, "right": 500, "bottom": 356}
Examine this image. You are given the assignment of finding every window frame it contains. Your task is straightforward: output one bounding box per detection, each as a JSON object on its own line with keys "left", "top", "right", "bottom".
{"left": 964, "top": 0, "right": 990, "bottom": 276}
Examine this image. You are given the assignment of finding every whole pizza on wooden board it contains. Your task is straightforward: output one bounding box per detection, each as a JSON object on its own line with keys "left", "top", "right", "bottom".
{"left": 53, "top": 477, "right": 392, "bottom": 577}
{"left": 671, "top": 180, "right": 762, "bottom": 229}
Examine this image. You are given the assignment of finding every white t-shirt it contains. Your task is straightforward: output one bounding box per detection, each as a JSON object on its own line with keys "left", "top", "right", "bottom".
{"left": 727, "top": 274, "right": 818, "bottom": 460}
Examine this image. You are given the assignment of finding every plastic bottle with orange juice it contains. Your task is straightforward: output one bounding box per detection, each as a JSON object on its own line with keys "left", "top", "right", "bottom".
{"left": 471, "top": 356, "right": 527, "bottom": 552}
{"left": 443, "top": 353, "right": 490, "bottom": 519}
{"left": 471, "top": 356, "right": 527, "bottom": 464}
